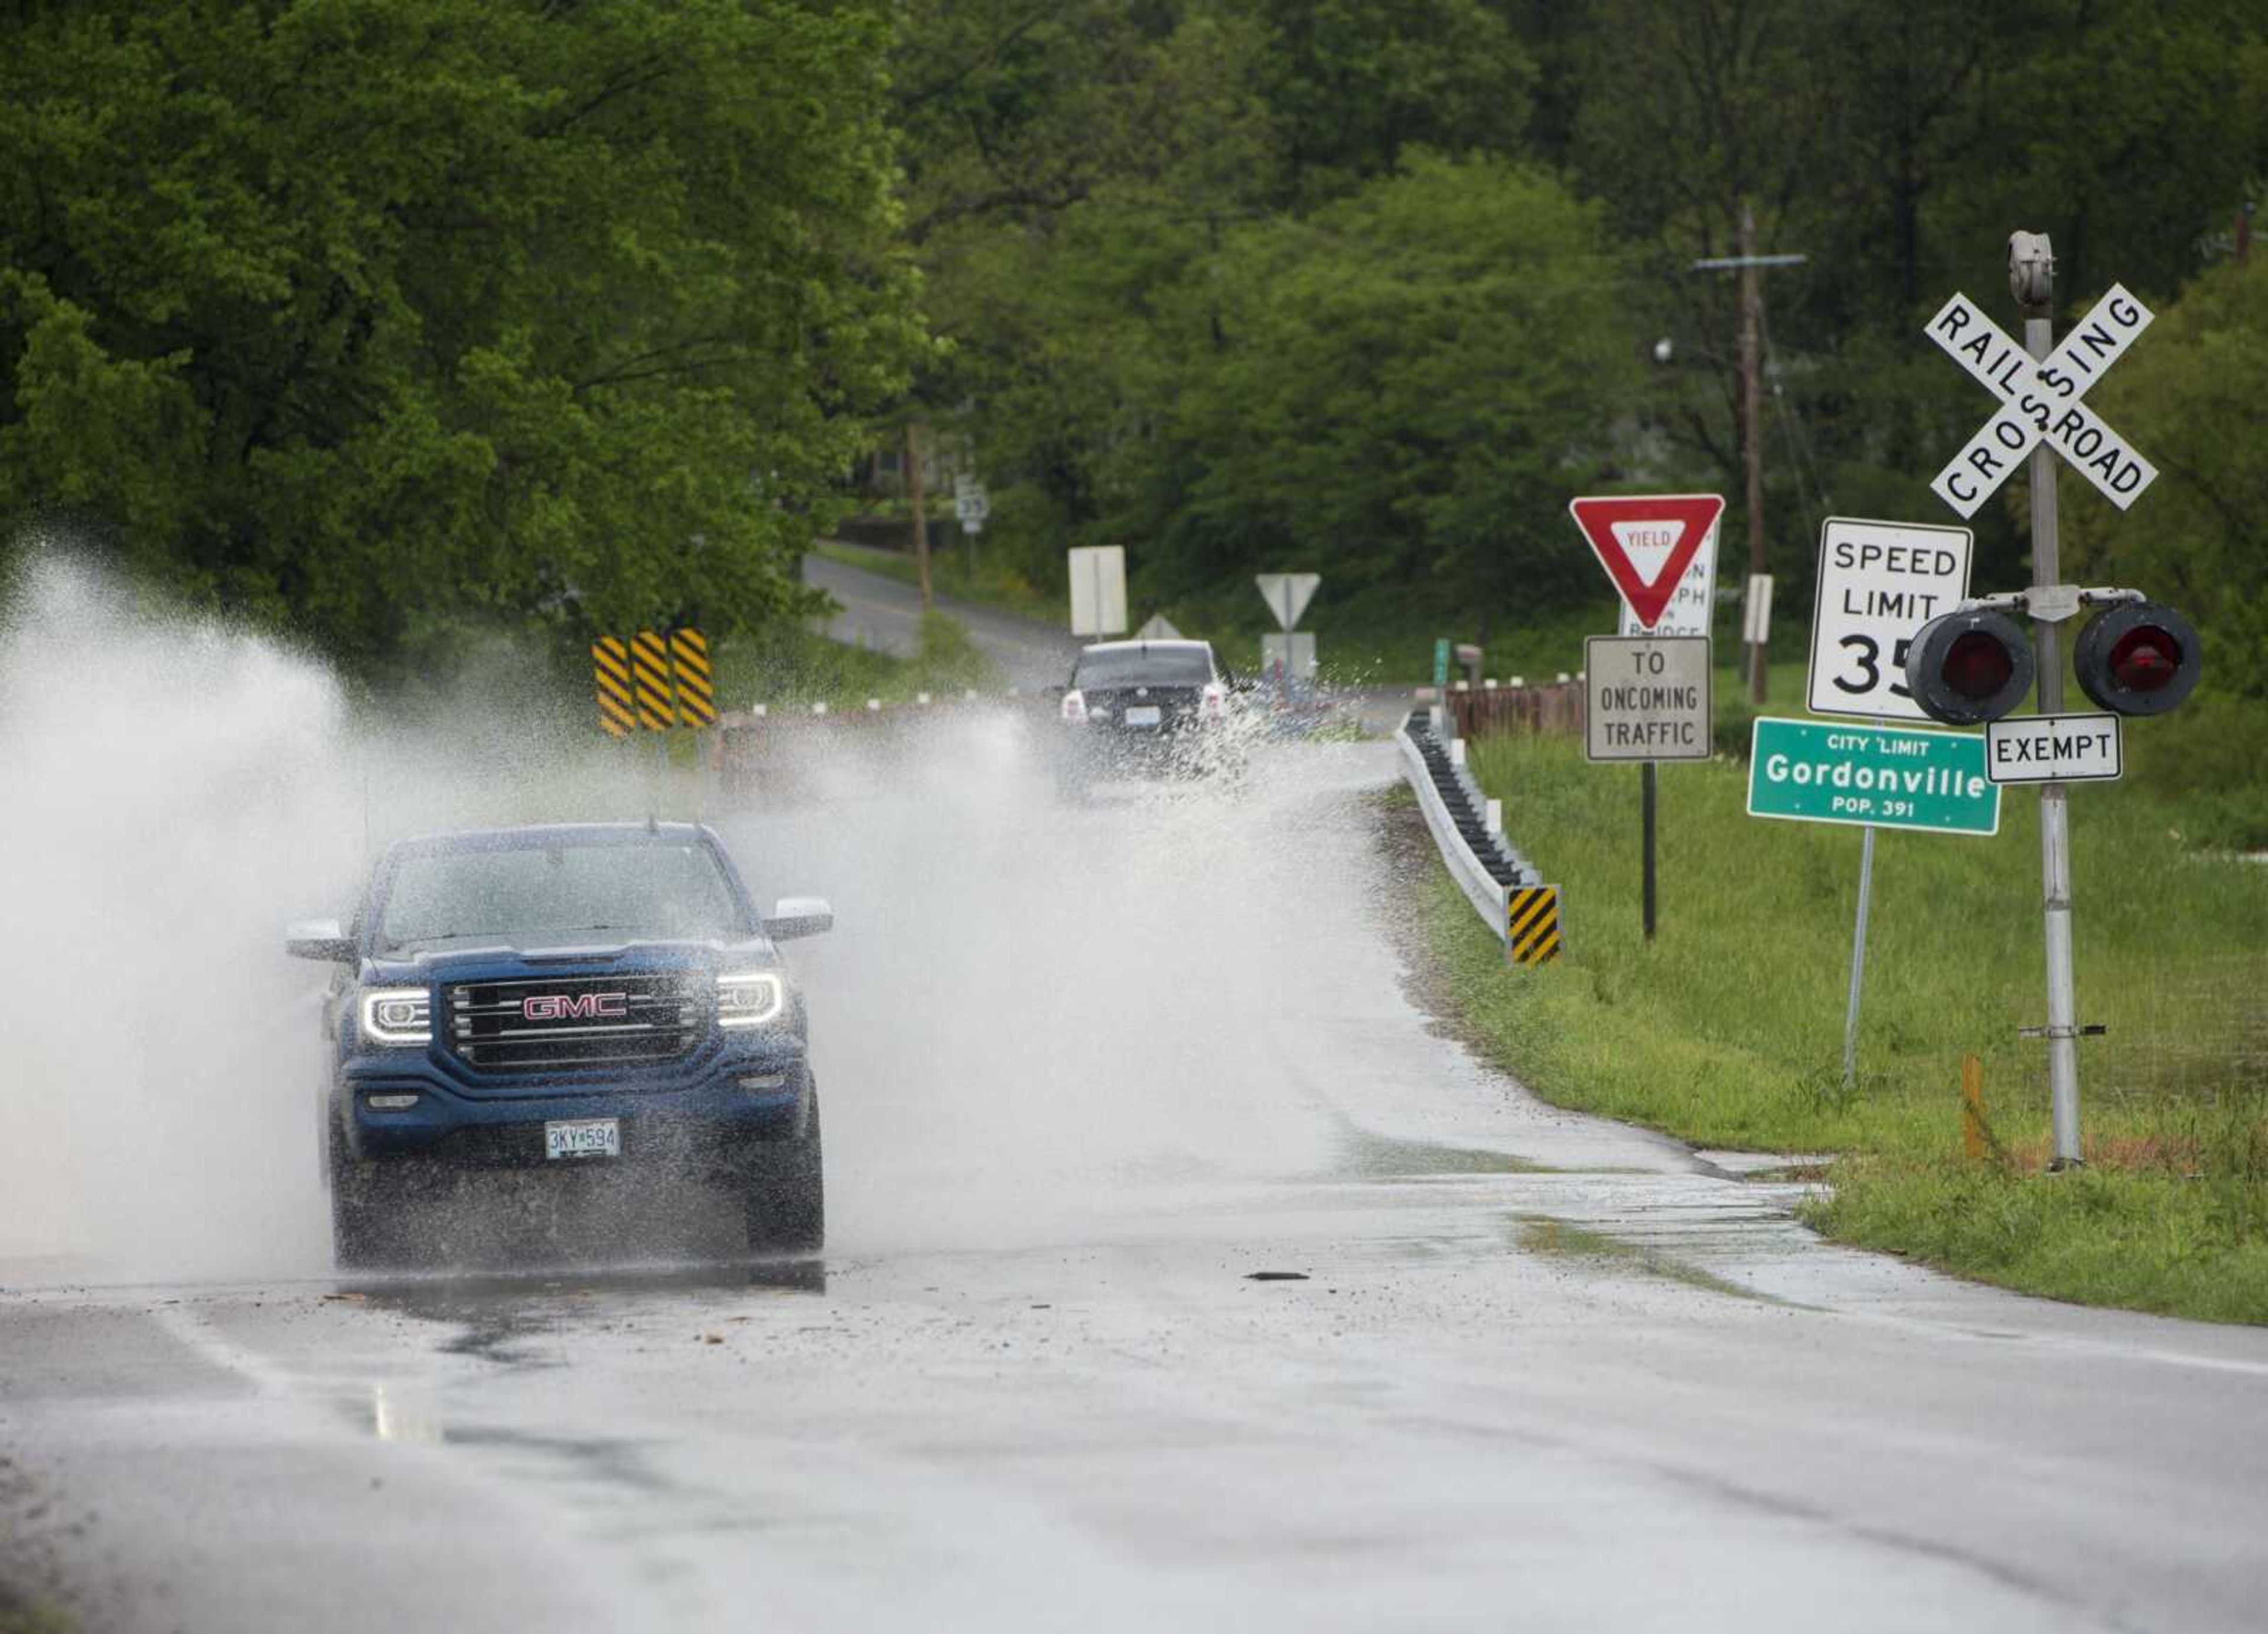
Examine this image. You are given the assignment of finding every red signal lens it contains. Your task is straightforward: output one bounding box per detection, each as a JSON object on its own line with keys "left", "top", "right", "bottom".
{"left": 2108, "top": 626, "right": 2181, "bottom": 693}
{"left": 1943, "top": 631, "right": 2015, "bottom": 699}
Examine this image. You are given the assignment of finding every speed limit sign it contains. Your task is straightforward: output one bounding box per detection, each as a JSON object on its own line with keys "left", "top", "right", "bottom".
{"left": 1807, "top": 517, "right": 1973, "bottom": 722}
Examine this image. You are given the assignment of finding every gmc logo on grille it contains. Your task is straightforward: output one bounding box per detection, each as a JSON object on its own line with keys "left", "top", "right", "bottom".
{"left": 522, "top": 992, "right": 629, "bottom": 1022}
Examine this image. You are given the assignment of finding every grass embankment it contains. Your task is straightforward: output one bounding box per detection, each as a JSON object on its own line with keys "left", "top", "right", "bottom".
{"left": 1427, "top": 727, "right": 2268, "bottom": 1324}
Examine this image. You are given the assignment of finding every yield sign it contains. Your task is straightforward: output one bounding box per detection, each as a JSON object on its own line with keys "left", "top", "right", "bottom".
{"left": 1255, "top": 572, "right": 1321, "bottom": 630}
{"left": 1568, "top": 494, "right": 1726, "bottom": 631}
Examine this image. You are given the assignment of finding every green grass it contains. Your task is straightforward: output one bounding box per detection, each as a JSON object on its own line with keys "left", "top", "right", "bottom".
{"left": 1423, "top": 730, "right": 2268, "bottom": 1323}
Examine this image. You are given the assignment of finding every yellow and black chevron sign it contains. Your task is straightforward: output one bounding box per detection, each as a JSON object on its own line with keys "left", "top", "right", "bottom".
{"left": 632, "top": 629, "right": 676, "bottom": 730}
{"left": 669, "top": 627, "right": 715, "bottom": 728}
{"left": 592, "top": 636, "right": 634, "bottom": 739}
{"left": 1506, "top": 886, "right": 1562, "bottom": 966}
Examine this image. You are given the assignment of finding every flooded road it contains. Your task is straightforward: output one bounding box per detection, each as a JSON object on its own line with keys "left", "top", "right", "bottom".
{"left": 6, "top": 738, "right": 2268, "bottom": 1632}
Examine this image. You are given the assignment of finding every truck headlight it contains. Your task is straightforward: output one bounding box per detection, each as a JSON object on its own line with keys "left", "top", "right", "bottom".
{"left": 359, "top": 988, "right": 432, "bottom": 1046}
{"left": 716, "top": 971, "right": 786, "bottom": 1029}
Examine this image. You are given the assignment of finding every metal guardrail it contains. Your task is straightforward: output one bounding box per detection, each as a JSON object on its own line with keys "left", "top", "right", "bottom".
{"left": 1396, "top": 706, "right": 1538, "bottom": 945}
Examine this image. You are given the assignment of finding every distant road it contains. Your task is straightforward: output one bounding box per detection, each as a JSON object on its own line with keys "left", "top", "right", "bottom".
{"left": 801, "top": 550, "right": 1081, "bottom": 692}
{"left": 801, "top": 550, "right": 1418, "bottom": 730}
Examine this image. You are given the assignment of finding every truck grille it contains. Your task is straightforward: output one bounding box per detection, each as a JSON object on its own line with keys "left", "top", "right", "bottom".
{"left": 444, "top": 973, "right": 703, "bottom": 1072}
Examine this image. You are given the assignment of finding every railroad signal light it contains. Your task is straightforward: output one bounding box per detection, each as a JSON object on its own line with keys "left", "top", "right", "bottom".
{"left": 1904, "top": 608, "right": 2036, "bottom": 725}
{"left": 2073, "top": 601, "right": 2202, "bottom": 716}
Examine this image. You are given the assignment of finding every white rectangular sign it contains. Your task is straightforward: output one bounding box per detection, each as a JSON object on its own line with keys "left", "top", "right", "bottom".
{"left": 1585, "top": 635, "right": 1712, "bottom": 762}
{"left": 1807, "top": 517, "right": 1973, "bottom": 722}
{"left": 1742, "top": 573, "right": 1774, "bottom": 645}
{"left": 1068, "top": 546, "right": 1128, "bottom": 637}
{"left": 1984, "top": 713, "right": 2123, "bottom": 785}
{"left": 1618, "top": 520, "right": 1719, "bottom": 637}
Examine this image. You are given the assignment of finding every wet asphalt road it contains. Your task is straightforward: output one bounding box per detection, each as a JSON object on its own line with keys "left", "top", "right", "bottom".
{"left": 6, "top": 736, "right": 2268, "bottom": 1633}
{"left": 801, "top": 552, "right": 1083, "bottom": 692}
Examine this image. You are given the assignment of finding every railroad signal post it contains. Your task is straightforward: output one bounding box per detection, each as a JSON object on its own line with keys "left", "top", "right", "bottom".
{"left": 1909, "top": 234, "right": 2202, "bottom": 1169}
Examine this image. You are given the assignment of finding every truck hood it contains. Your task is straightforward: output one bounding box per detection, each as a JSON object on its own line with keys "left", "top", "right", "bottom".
{"left": 360, "top": 937, "right": 779, "bottom": 986}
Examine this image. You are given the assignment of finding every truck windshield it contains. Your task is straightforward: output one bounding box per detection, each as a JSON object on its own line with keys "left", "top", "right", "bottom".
{"left": 1073, "top": 647, "right": 1213, "bottom": 689}
{"left": 377, "top": 842, "right": 747, "bottom": 953}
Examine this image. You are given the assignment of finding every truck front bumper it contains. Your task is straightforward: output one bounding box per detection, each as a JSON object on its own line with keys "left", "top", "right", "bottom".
{"left": 336, "top": 1046, "right": 810, "bottom": 1172}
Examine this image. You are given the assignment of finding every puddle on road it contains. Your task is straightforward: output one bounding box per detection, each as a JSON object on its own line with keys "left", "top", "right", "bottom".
{"left": 343, "top": 1260, "right": 829, "bottom": 1370}
{"left": 1330, "top": 1120, "right": 1546, "bottom": 1180}
{"left": 1511, "top": 1214, "right": 1788, "bottom": 1305}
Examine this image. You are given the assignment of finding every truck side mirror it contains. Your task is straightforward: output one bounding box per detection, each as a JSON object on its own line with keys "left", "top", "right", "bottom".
{"left": 764, "top": 897, "right": 833, "bottom": 941}
{"left": 285, "top": 918, "right": 356, "bottom": 962}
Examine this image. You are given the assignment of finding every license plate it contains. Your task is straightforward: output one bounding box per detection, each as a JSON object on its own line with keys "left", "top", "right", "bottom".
{"left": 1124, "top": 706, "right": 1162, "bottom": 727}
{"left": 545, "top": 1118, "right": 620, "bottom": 1160}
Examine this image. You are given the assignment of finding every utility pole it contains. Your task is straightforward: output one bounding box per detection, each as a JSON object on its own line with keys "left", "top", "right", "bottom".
{"left": 1692, "top": 207, "right": 1805, "bottom": 706}
{"left": 2010, "top": 231, "right": 2083, "bottom": 1169}
{"left": 905, "top": 421, "right": 934, "bottom": 609}
{"left": 1738, "top": 201, "right": 1767, "bottom": 706}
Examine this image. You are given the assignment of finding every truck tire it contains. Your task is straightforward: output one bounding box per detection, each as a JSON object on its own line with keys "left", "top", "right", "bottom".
{"left": 328, "top": 1124, "right": 415, "bottom": 1270}
{"left": 746, "top": 1092, "right": 825, "bottom": 1255}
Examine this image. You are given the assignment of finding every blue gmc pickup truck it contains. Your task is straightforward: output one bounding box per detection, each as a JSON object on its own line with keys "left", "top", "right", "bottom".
{"left": 286, "top": 821, "right": 831, "bottom": 1267}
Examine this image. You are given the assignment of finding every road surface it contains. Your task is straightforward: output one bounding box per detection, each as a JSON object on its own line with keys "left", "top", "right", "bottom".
{"left": 5, "top": 732, "right": 2266, "bottom": 1633}
{"left": 802, "top": 551, "right": 1083, "bottom": 692}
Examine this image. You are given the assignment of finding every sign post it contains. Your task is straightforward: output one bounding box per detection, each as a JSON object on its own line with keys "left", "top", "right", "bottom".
{"left": 1925, "top": 240, "right": 2160, "bottom": 1167}
{"left": 1256, "top": 573, "right": 1321, "bottom": 701}
{"left": 953, "top": 475, "right": 989, "bottom": 583}
{"left": 1587, "top": 634, "right": 1712, "bottom": 943}
{"left": 1570, "top": 495, "right": 1726, "bottom": 942}
{"left": 1803, "top": 516, "right": 1974, "bottom": 1083}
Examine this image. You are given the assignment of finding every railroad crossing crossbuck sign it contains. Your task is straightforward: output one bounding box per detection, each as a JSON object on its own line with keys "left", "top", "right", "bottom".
{"left": 1927, "top": 285, "right": 2157, "bottom": 518}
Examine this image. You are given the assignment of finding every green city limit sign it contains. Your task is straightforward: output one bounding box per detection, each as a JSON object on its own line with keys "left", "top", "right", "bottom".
{"left": 1748, "top": 716, "right": 2000, "bottom": 836}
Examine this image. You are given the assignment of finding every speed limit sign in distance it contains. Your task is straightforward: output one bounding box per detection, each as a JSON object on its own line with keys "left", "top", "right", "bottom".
{"left": 1807, "top": 517, "right": 1974, "bottom": 722}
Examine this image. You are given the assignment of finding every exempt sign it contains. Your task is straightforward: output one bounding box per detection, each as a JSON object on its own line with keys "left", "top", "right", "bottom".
{"left": 1746, "top": 716, "right": 1999, "bottom": 836}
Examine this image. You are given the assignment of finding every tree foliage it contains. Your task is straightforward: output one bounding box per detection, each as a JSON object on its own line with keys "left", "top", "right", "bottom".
{"left": 2067, "top": 263, "right": 2268, "bottom": 697}
{"left": 896, "top": 0, "right": 2267, "bottom": 657}
{"left": 4, "top": 1, "right": 2262, "bottom": 680}
{"left": 0, "top": 1, "right": 919, "bottom": 674}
